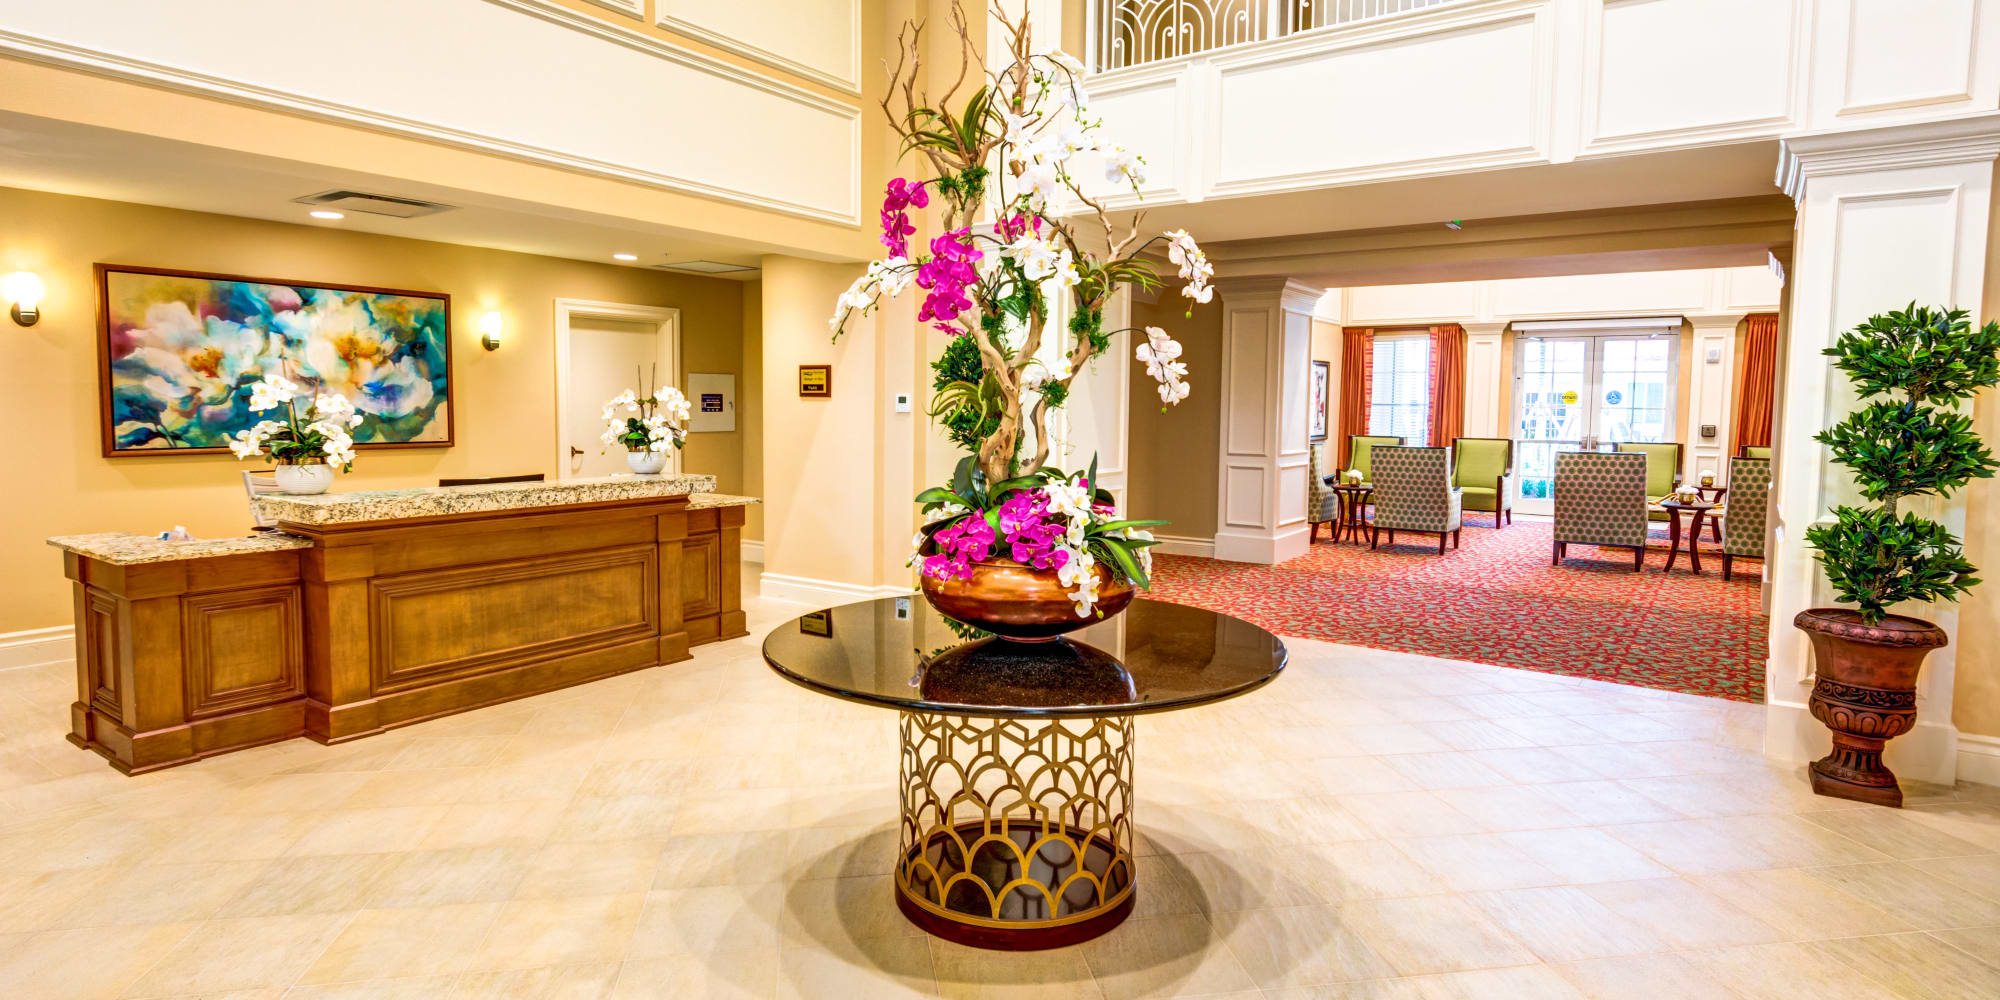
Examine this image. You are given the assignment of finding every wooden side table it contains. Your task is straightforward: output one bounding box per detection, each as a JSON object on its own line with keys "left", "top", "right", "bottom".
{"left": 1658, "top": 498, "right": 1716, "bottom": 573}
{"left": 1695, "top": 484, "right": 1727, "bottom": 542}
{"left": 1329, "top": 483, "right": 1374, "bottom": 544}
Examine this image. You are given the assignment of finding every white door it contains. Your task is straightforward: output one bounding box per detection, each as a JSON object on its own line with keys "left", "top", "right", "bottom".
{"left": 1513, "top": 333, "right": 1677, "bottom": 515}
{"left": 557, "top": 303, "right": 681, "bottom": 479}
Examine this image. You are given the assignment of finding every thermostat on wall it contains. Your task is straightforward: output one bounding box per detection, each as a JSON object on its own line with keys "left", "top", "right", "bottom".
{"left": 893, "top": 392, "right": 912, "bottom": 413}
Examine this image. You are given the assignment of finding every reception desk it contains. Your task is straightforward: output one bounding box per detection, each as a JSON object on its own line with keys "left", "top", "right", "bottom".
{"left": 49, "top": 476, "right": 756, "bottom": 774}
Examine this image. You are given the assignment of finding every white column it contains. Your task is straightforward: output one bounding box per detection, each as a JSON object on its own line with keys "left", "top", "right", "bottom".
{"left": 1461, "top": 321, "right": 1509, "bottom": 439}
{"left": 1766, "top": 114, "right": 2000, "bottom": 785}
{"left": 1213, "top": 278, "right": 1322, "bottom": 564}
{"left": 1052, "top": 288, "right": 1134, "bottom": 510}
{"left": 1683, "top": 313, "right": 1745, "bottom": 485}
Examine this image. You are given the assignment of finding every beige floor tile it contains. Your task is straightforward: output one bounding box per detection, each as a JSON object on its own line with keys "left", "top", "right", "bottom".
{"left": 1909, "top": 853, "right": 2000, "bottom": 904}
{"left": 1429, "top": 785, "right": 1585, "bottom": 832}
{"left": 1801, "top": 806, "right": 1995, "bottom": 860}
{"left": 1461, "top": 886, "right": 1663, "bottom": 962}
{"left": 364, "top": 847, "right": 536, "bottom": 909}
{"left": 1074, "top": 913, "right": 1254, "bottom": 999}
{"left": 285, "top": 973, "right": 459, "bottom": 997}
{"left": 611, "top": 954, "right": 776, "bottom": 999}
{"left": 784, "top": 823, "right": 897, "bottom": 881}
{"left": 1377, "top": 752, "right": 1512, "bottom": 790}
{"left": 1700, "top": 941, "right": 1904, "bottom": 1000}
{"left": 1392, "top": 834, "right": 1562, "bottom": 892}
{"left": 1128, "top": 856, "right": 1205, "bottom": 918}
{"left": 1551, "top": 952, "right": 1737, "bottom": 999}
{"left": 339, "top": 768, "right": 477, "bottom": 809}
{"left": 0, "top": 922, "right": 194, "bottom": 999}
{"left": 1577, "top": 876, "right": 1781, "bottom": 950}
{"left": 630, "top": 883, "right": 784, "bottom": 959}
{"left": 1343, "top": 724, "right": 1453, "bottom": 756}
{"left": 515, "top": 840, "right": 667, "bottom": 900}
{"left": 1493, "top": 828, "right": 1671, "bottom": 885}
{"left": 286, "top": 806, "right": 450, "bottom": 856}
{"left": 299, "top": 902, "right": 504, "bottom": 984}
{"left": 550, "top": 794, "right": 684, "bottom": 843}
{"left": 1692, "top": 867, "right": 1914, "bottom": 939}
{"left": 929, "top": 939, "right": 1102, "bottom": 999}
{"left": 0, "top": 866, "right": 117, "bottom": 932}
{"left": 777, "top": 874, "right": 921, "bottom": 946}
{"left": 1173, "top": 849, "right": 1323, "bottom": 913}
{"left": 1803, "top": 861, "right": 2000, "bottom": 930}
{"left": 1307, "top": 756, "right": 1419, "bottom": 796}
{"left": 1211, "top": 903, "right": 1397, "bottom": 989}
{"left": 420, "top": 799, "right": 566, "bottom": 850}
{"left": 575, "top": 759, "right": 689, "bottom": 799}
{"left": 453, "top": 961, "right": 621, "bottom": 999}
{"left": 127, "top": 912, "right": 352, "bottom": 995}
{"left": 1600, "top": 818, "right": 1779, "bottom": 874}
{"left": 1291, "top": 840, "right": 1449, "bottom": 904}
{"left": 217, "top": 853, "right": 400, "bottom": 918}
{"left": 1929, "top": 924, "right": 2000, "bottom": 969}
{"left": 775, "top": 931, "right": 936, "bottom": 999}
{"left": 1338, "top": 895, "right": 1537, "bottom": 976}
{"left": 669, "top": 789, "right": 793, "bottom": 836}
{"left": 1338, "top": 792, "right": 1485, "bottom": 840}
{"left": 650, "top": 830, "right": 792, "bottom": 888}
{"left": 56, "top": 860, "right": 269, "bottom": 928}
{"left": 1466, "top": 747, "right": 1604, "bottom": 785}
{"left": 471, "top": 892, "right": 645, "bottom": 972}
{"left": 1800, "top": 930, "right": 2000, "bottom": 999}
{"left": 1526, "top": 781, "right": 1686, "bottom": 826}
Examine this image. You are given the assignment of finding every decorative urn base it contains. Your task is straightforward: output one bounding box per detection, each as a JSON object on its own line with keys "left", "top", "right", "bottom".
{"left": 1795, "top": 608, "right": 1948, "bottom": 808}
{"left": 273, "top": 463, "right": 335, "bottom": 495}
{"left": 920, "top": 558, "right": 1134, "bottom": 643}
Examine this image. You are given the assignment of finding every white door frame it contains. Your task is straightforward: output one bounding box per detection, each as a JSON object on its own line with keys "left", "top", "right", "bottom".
{"left": 1511, "top": 317, "right": 1682, "bottom": 514}
{"left": 553, "top": 298, "right": 683, "bottom": 479}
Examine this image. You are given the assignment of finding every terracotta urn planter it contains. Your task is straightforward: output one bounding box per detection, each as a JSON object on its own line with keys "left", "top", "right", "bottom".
{"left": 921, "top": 558, "right": 1134, "bottom": 643}
{"left": 1795, "top": 608, "right": 1948, "bottom": 807}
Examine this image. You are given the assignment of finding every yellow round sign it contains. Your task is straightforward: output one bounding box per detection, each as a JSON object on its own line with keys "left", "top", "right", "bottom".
{"left": 1560, "top": 389, "right": 1579, "bottom": 405}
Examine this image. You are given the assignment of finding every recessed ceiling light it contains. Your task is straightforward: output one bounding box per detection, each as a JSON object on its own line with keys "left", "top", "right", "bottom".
{"left": 612, "top": 253, "right": 638, "bottom": 262}
{"left": 309, "top": 210, "right": 344, "bottom": 220}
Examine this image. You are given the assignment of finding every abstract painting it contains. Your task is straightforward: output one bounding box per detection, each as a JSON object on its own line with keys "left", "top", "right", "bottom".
{"left": 97, "top": 265, "right": 452, "bottom": 455}
{"left": 1310, "top": 359, "right": 1330, "bottom": 441}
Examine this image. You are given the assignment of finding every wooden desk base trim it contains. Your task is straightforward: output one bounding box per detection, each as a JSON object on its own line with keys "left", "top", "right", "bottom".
{"left": 68, "top": 696, "right": 307, "bottom": 775}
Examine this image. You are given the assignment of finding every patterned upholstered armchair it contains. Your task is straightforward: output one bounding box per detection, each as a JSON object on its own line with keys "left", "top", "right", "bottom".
{"left": 1719, "top": 456, "right": 1771, "bottom": 581}
{"left": 1450, "top": 437, "right": 1513, "bottom": 527}
{"left": 1369, "top": 446, "right": 1462, "bottom": 554}
{"left": 1740, "top": 445, "right": 1772, "bottom": 459}
{"left": 1615, "top": 442, "right": 1684, "bottom": 521}
{"left": 1346, "top": 434, "right": 1404, "bottom": 487}
{"left": 1552, "top": 450, "right": 1649, "bottom": 571}
{"left": 1307, "top": 441, "right": 1339, "bottom": 542}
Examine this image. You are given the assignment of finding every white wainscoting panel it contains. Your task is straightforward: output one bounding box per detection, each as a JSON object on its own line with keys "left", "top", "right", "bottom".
{"left": 1840, "top": 0, "right": 1978, "bottom": 116}
{"left": 1683, "top": 315, "right": 1743, "bottom": 485}
{"left": 1069, "top": 63, "right": 1197, "bottom": 207}
{"left": 656, "top": 0, "right": 861, "bottom": 93}
{"left": 1584, "top": 0, "right": 1800, "bottom": 152}
{"left": 0, "top": 0, "right": 862, "bottom": 223}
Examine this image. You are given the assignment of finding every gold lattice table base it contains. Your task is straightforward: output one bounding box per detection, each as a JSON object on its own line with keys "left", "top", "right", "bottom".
{"left": 894, "top": 711, "right": 1135, "bottom": 949}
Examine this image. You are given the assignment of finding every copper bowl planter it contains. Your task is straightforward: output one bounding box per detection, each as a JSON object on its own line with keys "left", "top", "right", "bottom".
{"left": 1795, "top": 608, "right": 1948, "bottom": 808}
{"left": 920, "top": 558, "right": 1134, "bottom": 643}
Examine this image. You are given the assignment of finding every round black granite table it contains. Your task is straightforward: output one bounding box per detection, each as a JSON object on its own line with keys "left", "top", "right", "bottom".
{"left": 762, "top": 597, "right": 1287, "bottom": 949}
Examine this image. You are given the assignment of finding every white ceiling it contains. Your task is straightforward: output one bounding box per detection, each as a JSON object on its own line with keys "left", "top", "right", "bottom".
{"left": 0, "top": 111, "right": 774, "bottom": 278}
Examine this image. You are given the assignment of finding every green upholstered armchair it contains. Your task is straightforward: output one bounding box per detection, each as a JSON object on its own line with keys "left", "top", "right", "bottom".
{"left": 1552, "top": 450, "right": 1650, "bottom": 571}
{"left": 1369, "top": 446, "right": 1462, "bottom": 554}
{"left": 1307, "top": 441, "right": 1339, "bottom": 541}
{"left": 1614, "top": 442, "right": 1684, "bottom": 521}
{"left": 1345, "top": 435, "right": 1403, "bottom": 487}
{"left": 1719, "top": 456, "right": 1771, "bottom": 581}
{"left": 1450, "top": 437, "right": 1513, "bottom": 527}
{"left": 1740, "top": 445, "right": 1772, "bottom": 459}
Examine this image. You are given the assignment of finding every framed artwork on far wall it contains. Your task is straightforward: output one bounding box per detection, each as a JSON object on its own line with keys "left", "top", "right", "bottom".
{"left": 1310, "top": 360, "right": 1331, "bottom": 441}
{"left": 96, "top": 264, "right": 453, "bottom": 456}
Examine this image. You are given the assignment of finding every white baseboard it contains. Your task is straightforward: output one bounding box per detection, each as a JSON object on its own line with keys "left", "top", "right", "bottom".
{"left": 1152, "top": 534, "right": 1215, "bottom": 558}
{"left": 1959, "top": 733, "right": 2000, "bottom": 788}
{"left": 1212, "top": 525, "right": 1310, "bottom": 564}
{"left": 740, "top": 539, "right": 764, "bottom": 564}
{"left": 759, "top": 571, "right": 913, "bottom": 607}
{"left": 0, "top": 626, "right": 73, "bottom": 670}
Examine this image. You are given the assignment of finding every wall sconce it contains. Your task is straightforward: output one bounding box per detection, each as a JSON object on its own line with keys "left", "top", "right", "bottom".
{"left": 3, "top": 271, "right": 43, "bottom": 327}
{"left": 479, "top": 311, "right": 502, "bottom": 351}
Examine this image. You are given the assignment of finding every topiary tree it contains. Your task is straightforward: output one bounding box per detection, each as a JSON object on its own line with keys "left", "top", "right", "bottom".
{"left": 1806, "top": 304, "right": 2000, "bottom": 623}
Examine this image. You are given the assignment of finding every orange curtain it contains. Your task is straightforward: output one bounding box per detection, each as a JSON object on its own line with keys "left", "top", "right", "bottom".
{"left": 1337, "top": 327, "right": 1373, "bottom": 465}
{"left": 1734, "top": 313, "right": 1780, "bottom": 450}
{"left": 1428, "top": 324, "right": 1465, "bottom": 448}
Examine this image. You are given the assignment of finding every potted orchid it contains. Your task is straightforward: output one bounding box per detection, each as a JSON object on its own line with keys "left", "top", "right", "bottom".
{"left": 830, "top": 3, "right": 1209, "bottom": 638}
{"left": 600, "top": 366, "right": 691, "bottom": 476}
{"left": 226, "top": 375, "right": 361, "bottom": 495}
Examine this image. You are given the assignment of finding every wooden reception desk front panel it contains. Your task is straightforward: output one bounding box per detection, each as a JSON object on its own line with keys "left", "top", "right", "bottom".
{"left": 65, "top": 497, "right": 747, "bottom": 773}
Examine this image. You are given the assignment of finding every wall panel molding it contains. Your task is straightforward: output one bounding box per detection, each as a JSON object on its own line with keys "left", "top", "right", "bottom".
{"left": 1837, "top": 0, "right": 1978, "bottom": 117}
{"left": 655, "top": 0, "right": 862, "bottom": 94}
{"left": 1579, "top": 0, "right": 1805, "bottom": 156}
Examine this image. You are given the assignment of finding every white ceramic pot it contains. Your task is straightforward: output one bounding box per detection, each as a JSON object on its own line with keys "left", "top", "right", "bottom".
{"left": 274, "top": 463, "right": 335, "bottom": 495}
{"left": 626, "top": 450, "right": 668, "bottom": 476}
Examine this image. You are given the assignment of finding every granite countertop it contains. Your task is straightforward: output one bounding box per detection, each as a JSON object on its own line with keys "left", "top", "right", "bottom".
{"left": 48, "top": 531, "right": 312, "bottom": 566}
{"left": 254, "top": 473, "right": 719, "bottom": 526}
{"left": 688, "top": 493, "right": 761, "bottom": 510}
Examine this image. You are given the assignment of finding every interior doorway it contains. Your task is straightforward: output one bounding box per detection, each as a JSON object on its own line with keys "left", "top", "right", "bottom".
{"left": 554, "top": 299, "right": 682, "bottom": 479}
{"left": 1512, "top": 318, "right": 1681, "bottom": 515}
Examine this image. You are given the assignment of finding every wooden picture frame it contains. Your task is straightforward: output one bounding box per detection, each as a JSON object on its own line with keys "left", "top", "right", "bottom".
{"left": 799, "top": 364, "right": 832, "bottom": 398}
{"left": 96, "top": 263, "right": 455, "bottom": 457}
{"left": 1310, "top": 359, "right": 1331, "bottom": 442}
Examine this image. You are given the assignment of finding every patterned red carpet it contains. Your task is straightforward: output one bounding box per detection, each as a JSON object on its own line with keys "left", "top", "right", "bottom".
{"left": 1148, "top": 518, "right": 1768, "bottom": 702}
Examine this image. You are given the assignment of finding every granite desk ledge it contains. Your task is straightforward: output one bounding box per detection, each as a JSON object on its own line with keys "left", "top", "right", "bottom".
{"left": 255, "top": 472, "right": 718, "bottom": 526}
{"left": 688, "top": 493, "right": 760, "bottom": 510}
{"left": 47, "top": 531, "right": 312, "bottom": 566}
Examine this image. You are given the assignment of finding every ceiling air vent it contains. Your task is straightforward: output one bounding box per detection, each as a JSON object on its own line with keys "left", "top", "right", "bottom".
{"left": 292, "top": 190, "right": 456, "bottom": 219}
{"left": 654, "top": 260, "right": 759, "bottom": 275}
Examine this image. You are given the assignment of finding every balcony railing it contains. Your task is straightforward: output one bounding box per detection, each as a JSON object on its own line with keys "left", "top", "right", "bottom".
{"left": 1089, "top": 0, "right": 1470, "bottom": 71}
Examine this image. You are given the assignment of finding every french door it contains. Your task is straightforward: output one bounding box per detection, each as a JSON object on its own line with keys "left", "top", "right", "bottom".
{"left": 1513, "top": 333, "right": 1678, "bottom": 515}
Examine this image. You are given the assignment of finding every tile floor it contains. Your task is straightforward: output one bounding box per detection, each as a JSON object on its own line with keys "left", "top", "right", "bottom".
{"left": 0, "top": 594, "right": 1997, "bottom": 998}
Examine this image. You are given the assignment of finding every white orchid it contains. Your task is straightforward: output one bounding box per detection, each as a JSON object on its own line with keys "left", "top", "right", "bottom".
{"left": 1134, "top": 326, "right": 1192, "bottom": 407}
{"left": 1056, "top": 548, "right": 1100, "bottom": 618}
{"left": 1002, "top": 110, "right": 1036, "bottom": 145}
{"left": 1103, "top": 144, "right": 1146, "bottom": 187}
{"left": 602, "top": 383, "right": 690, "bottom": 454}
{"left": 1163, "top": 229, "right": 1214, "bottom": 304}
{"left": 246, "top": 375, "right": 302, "bottom": 413}
{"left": 828, "top": 256, "right": 913, "bottom": 331}
{"left": 226, "top": 420, "right": 285, "bottom": 459}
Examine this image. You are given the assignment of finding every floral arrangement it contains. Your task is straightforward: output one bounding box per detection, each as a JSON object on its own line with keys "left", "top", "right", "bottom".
{"left": 832, "top": 3, "right": 1210, "bottom": 615}
{"left": 600, "top": 367, "right": 692, "bottom": 454}
{"left": 226, "top": 375, "right": 361, "bottom": 469}
{"left": 917, "top": 456, "right": 1163, "bottom": 617}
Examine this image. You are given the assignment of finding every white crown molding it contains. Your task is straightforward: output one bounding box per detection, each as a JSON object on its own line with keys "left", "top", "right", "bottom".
{"left": 1776, "top": 111, "right": 2000, "bottom": 203}
{"left": 1512, "top": 315, "right": 1683, "bottom": 333}
{"left": 0, "top": 3, "right": 864, "bottom": 227}
{"left": 579, "top": 0, "right": 642, "bottom": 18}
{"left": 655, "top": 0, "right": 861, "bottom": 96}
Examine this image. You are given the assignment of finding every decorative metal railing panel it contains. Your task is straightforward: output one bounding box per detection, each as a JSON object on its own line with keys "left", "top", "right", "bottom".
{"left": 1092, "top": 0, "right": 1471, "bottom": 71}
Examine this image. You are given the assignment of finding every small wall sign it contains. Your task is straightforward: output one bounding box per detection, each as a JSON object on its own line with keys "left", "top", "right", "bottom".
{"left": 799, "top": 364, "right": 832, "bottom": 398}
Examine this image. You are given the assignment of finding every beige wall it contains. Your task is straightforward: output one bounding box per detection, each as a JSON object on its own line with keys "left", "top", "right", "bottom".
{"left": 1957, "top": 164, "right": 2000, "bottom": 741}
{"left": 0, "top": 185, "right": 749, "bottom": 635}
{"left": 1126, "top": 295, "right": 1224, "bottom": 539}
{"left": 741, "top": 280, "right": 765, "bottom": 543}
